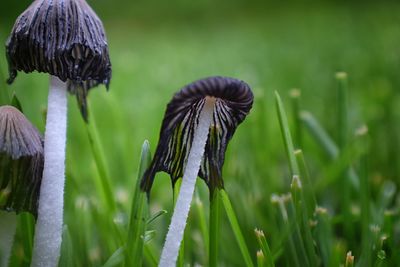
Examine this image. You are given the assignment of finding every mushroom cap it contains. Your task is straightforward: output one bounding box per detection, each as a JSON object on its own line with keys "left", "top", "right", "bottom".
{"left": 0, "top": 105, "right": 44, "bottom": 217}
{"left": 141, "top": 76, "right": 253, "bottom": 193}
{"left": 6, "top": 0, "right": 112, "bottom": 119}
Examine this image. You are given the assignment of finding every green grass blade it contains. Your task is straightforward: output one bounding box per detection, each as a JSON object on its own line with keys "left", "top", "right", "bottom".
{"left": 335, "top": 72, "right": 355, "bottom": 244}
{"left": 257, "top": 250, "right": 265, "bottom": 267}
{"left": 271, "top": 194, "right": 300, "bottom": 267}
{"left": 345, "top": 251, "right": 355, "bottom": 267}
{"left": 290, "top": 88, "right": 303, "bottom": 149}
{"left": 220, "top": 189, "right": 254, "bottom": 267}
{"left": 0, "top": 66, "right": 10, "bottom": 105}
{"left": 287, "top": 194, "right": 311, "bottom": 267}
{"left": 125, "top": 140, "right": 152, "bottom": 267}
{"left": 85, "top": 106, "right": 116, "bottom": 212}
{"left": 10, "top": 93, "right": 23, "bottom": 112}
{"left": 300, "top": 110, "right": 339, "bottom": 158}
{"left": 300, "top": 110, "right": 360, "bottom": 189}
{"left": 290, "top": 176, "right": 317, "bottom": 267}
{"left": 293, "top": 150, "right": 319, "bottom": 267}
{"left": 357, "top": 126, "right": 372, "bottom": 266}
{"left": 103, "top": 247, "right": 125, "bottom": 267}
{"left": 18, "top": 213, "right": 34, "bottom": 263}
{"left": 294, "top": 150, "right": 317, "bottom": 213}
{"left": 336, "top": 72, "right": 349, "bottom": 149}
{"left": 255, "top": 229, "right": 275, "bottom": 267}
{"left": 172, "top": 178, "right": 185, "bottom": 267}
{"left": 195, "top": 193, "right": 209, "bottom": 257}
{"left": 147, "top": 210, "right": 167, "bottom": 225}
{"left": 314, "top": 207, "right": 339, "bottom": 267}
{"left": 275, "top": 91, "right": 300, "bottom": 175}
{"left": 276, "top": 91, "right": 313, "bottom": 266}
{"left": 144, "top": 243, "right": 158, "bottom": 267}
{"left": 58, "top": 225, "right": 74, "bottom": 267}
{"left": 209, "top": 189, "right": 221, "bottom": 267}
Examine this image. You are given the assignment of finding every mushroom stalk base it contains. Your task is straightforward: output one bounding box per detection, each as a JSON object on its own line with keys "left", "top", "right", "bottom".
{"left": 0, "top": 212, "right": 17, "bottom": 267}
{"left": 159, "top": 97, "right": 216, "bottom": 267}
{"left": 32, "top": 76, "right": 67, "bottom": 267}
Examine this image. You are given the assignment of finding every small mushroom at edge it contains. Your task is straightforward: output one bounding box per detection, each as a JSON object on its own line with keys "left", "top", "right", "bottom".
{"left": 0, "top": 105, "right": 44, "bottom": 267}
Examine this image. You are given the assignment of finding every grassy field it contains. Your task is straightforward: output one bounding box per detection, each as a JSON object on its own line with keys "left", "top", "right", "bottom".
{"left": 1, "top": 1, "right": 400, "bottom": 266}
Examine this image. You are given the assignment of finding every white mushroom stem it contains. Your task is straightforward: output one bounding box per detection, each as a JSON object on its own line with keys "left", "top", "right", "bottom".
{"left": 32, "top": 75, "right": 67, "bottom": 267}
{"left": 0, "top": 212, "right": 17, "bottom": 267}
{"left": 159, "top": 97, "right": 216, "bottom": 267}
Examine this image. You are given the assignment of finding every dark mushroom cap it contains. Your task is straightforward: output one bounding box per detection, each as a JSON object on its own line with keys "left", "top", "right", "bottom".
{"left": 141, "top": 76, "right": 253, "bottom": 193}
{"left": 0, "top": 106, "right": 44, "bottom": 217}
{"left": 6, "top": 0, "right": 112, "bottom": 119}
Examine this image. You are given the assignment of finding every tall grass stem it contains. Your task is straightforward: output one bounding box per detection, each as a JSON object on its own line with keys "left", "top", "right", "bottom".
{"left": 209, "top": 189, "right": 221, "bottom": 267}
{"left": 275, "top": 91, "right": 299, "bottom": 175}
{"left": 85, "top": 107, "right": 116, "bottom": 212}
{"left": 0, "top": 212, "right": 17, "bottom": 267}
{"left": 125, "top": 141, "right": 152, "bottom": 266}
{"left": 220, "top": 190, "right": 254, "bottom": 267}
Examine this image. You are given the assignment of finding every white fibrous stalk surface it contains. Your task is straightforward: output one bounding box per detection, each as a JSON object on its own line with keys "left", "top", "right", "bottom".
{"left": 159, "top": 97, "right": 216, "bottom": 267}
{"left": 31, "top": 76, "right": 68, "bottom": 267}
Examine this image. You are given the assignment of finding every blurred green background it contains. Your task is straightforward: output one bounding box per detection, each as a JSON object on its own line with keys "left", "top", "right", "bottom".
{"left": 1, "top": 0, "right": 400, "bottom": 266}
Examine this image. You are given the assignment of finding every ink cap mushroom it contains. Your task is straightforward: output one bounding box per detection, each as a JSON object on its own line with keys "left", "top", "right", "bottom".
{"left": 5, "top": 1, "right": 111, "bottom": 266}
{"left": 0, "top": 105, "right": 44, "bottom": 267}
{"left": 6, "top": 0, "right": 112, "bottom": 119}
{"left": 0, "top": 105, "right": 44, "bottom": 217}
{"left": 140, "top": 76, "right": 253, "bottom": 266}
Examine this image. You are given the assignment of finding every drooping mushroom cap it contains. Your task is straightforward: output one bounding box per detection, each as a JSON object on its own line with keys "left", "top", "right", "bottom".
{"left": 141, "top": 76, "right": 253, "bottom": 193}
{"left": 0, "top": 106, "right": 44, "bottom": 217}
{"left": 6, "top": 0, "right": 112, "bottom": 119}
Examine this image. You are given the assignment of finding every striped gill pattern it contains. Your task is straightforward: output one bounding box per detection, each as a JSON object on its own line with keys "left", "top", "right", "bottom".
{"left": 0, "top": 106, "right": 44, "bottom": 217}
{"left": 5, "top": 0, "right": 112, "bottom": 119}
{"left": 141, "top": 76, "right": 253, "bottom": 193}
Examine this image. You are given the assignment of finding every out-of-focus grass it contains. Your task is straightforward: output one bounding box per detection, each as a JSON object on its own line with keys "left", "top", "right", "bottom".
{"left": 1, "top": 1, "right": 400, "bottom": 266}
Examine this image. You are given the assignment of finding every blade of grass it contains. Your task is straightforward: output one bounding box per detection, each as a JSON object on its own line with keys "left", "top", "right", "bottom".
{"left": 125, "top": 140, "right": 152, "bottom": 266}
{"left": 290, "top": 89, "right": 303, "bottom": 149}
{"left": 293, "top": 150, "right": 319, "bottom": 267}
{"left": 18, "top": 213, "right": 35, "bottom": 263}
{"left": 59, "top": 225, "right": 74, "bottom": 267}
{"left": 275, "top": 91, "right": 312, "bottom": 266}
{"left": 374, "top": 250, "right": 386, "bottom": 267}
{"left": 173, "top": 178, "right": 184, "bottom": 267}
{"left": 300, "top": 110, "right": 359, "bottom": 189}
{"left": 314, "top": 207, "right": 339, "bottom": 266}
{"left": 290, "top": 176, "right": 317, "bottom": 267}
{"left": 10, "top": 93, "right": 23, "bottom": 112}
{"left": 315, "top": 140, "right": 364, "bottom": 191}
{"left": 103, "top": 247, "right": 125, "bottom": 267}
{"left": 294, "top": 150, "right": 317, "bottom": 213}
{"left": 220, "top": 189, "right": 254, "bottom": 267}
{"left": 147, "top": 210, "right": 168, "bottom": 225}
{"left": 271, "top": 194, "right": 300, "bottom": 267}
{"left": 357, "top": 126, "right": 372, "bottom": 266}
{"left": 257, "top": 250, "right": 265, "bottom": 267}
{"left": 335, "top": 72, "right": 355, "bottom": 244}
{"left": 275, "top": 91, "right": 299, "bottom": 175}
{"left": 209, "top": 189, "right": 221, "bottom": 267}
{"left": 0, "top": 65, "right": 10, "bottom": 105}
{"left": 255, "top": 229, "right": 275, "bottom": 267}
{"left": 336, "top": 72, "right": 349, "bottom": 149}
{"left": 85, "top": 105, "right": 116, "bottom": 212}
{"left": 194, "top": 193, "right": 209, "bottom": 257}
{"left": 144, "top": 243, "right": 158, "bottom": 267}
{"left": 345, "top": 251, "right": 355, "bottom": 267}
{"left": 286, "top": 192, "right": 311, "bottom": 267}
